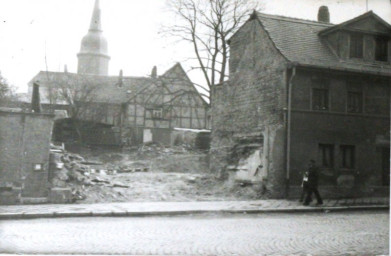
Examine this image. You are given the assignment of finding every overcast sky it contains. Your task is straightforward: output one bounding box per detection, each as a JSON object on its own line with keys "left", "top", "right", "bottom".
{"left": 0, "top": 0, "right": 390, "bottom": 92}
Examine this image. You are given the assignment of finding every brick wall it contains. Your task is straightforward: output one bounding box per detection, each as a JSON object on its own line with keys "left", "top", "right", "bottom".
{"left": 0, "top": 110, "right": 54, "bottom": 202}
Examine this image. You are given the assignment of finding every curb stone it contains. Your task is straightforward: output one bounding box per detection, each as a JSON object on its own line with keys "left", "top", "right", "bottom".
{"left": 0, "top": 205, "right": 388, "bottom": 220}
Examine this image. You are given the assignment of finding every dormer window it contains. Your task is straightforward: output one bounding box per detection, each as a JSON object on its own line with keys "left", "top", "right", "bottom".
{"left": 349, "top": 33, "right": 363, "bottom": 59}
{"left": 375, "top": 36, "right": 388, "bottom": 62}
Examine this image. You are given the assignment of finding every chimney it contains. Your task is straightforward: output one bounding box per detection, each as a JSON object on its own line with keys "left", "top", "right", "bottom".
{"left": 318, "top": 6, "right": 330, "bottom": 23}
{"left": 31, "top": 83, "right": 42, "bottom": 113}
{"left": 151, "top": 66, "right": 157, "bottom": 78}
{"left": 118, "top": 69, "right": 123, "bottom": 87}
{"left": 64, "top": 65, "right": 68, "bottom": 73}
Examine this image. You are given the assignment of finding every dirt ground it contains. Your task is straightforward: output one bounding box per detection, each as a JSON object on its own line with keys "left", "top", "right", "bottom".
{"left": 52, "top": 144, "right": 263, "bottom": 203}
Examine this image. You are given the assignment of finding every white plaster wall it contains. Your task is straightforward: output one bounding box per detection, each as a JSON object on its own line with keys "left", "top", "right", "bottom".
{"left": 143, "top": 129, "right": 152, "bottom": 143}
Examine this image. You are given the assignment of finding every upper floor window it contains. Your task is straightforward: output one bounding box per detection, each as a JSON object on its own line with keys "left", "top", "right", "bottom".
{"left": 312, "top": 78, "right": 329, "bottom": 111}
{"left": 347, "top": 92, "right": 363, "bottom": 113}
{"left": 152, "top": 108, "right": 163, "bottom": 119}
{"left": 313, "top": 89, "right": 329, "bottom": 110}
{"left": 375, "top": 36, "right": 388, "bottom": 62}
{"left": 349, "top": 34, "right": 363, "bottom": 59}
{"left": 347, "top": 83, "right": 363, "bottom": 113}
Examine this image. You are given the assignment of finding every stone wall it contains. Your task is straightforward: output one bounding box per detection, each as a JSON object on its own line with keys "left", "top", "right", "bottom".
{"left": 0, "top": 110, "right": 54, "bottom": 204}
{"left": 211, "top": 18, "right": 288, "bottom": 197}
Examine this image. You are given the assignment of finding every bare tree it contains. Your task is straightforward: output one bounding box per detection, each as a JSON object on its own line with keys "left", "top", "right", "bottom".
{"left": 56, "top": 75, "right": 96, "bottom": 120}
{"left": 45, "top": 73, "right": 100, "bottom": 143}
{"left": 0, "top": 72, "right": 16, "bottom": 104}
{"left": 163, "top": 0, "right": 259, "bottom": 103}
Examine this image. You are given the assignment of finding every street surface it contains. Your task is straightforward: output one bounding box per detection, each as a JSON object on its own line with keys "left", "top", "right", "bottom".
{"left": 0, "top": 211, "right": 388, "bottom": 255}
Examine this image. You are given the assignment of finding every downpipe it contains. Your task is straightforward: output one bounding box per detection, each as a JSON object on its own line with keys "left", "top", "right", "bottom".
{"left": 285, "top": 64, "right": 296, "bottom": 199}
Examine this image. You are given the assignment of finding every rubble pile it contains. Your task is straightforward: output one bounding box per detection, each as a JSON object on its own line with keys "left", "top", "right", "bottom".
{"left": 50, "top": 145, "right": 131, "bottom": 202}
{"left": 137, "top": 143, "right": 193, "bottom": 155}
{"left": 49, "top": 142, "right": 261, "bottom": 204}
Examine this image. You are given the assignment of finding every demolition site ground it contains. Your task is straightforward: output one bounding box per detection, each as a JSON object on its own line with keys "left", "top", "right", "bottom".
{"left": 51, "top": 144, "right": 262, "bottom": 204}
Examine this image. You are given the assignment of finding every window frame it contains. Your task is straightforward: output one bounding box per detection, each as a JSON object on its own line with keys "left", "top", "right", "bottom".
{"left": 340, "top": 145, "right": 355, "bottom": 169}
{"left": 347, "top": 91, "right": 363, "bottom": 113}
{"left": 311, "top": 78, "right": 330, "bottom": 111}
{"left": 152, "top": 108, "right": 163, "bottom": 119}
{"left": 349, "top": 33, "right": 365, "bottom": 59}
{"left": 349, "top": 33, "right": 364, "bottom": 59}
{"left": 375, "top": 36, "right": 389, "bottom": 62}
{"left": 318, "top": 143, "right": 334, "bottom": 169}
{"left": 346, "top": 82, "right": 364, "bottom": 113}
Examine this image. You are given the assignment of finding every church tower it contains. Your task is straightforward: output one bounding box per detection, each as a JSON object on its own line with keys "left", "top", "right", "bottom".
{"left": 77, "top": 0, "right": 110, "bottom": 76}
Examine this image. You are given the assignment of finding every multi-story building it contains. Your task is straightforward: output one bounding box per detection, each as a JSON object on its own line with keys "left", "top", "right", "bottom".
{"left": 212, "top": 8, "right": 390, "bottom": 198}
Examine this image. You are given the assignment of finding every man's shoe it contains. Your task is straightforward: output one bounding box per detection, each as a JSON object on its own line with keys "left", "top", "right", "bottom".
{"left": 316, "top": 202, "right": 323, "bottom": 206}
{"left": 303, "top": 203, "right": 309, "bottom": 206}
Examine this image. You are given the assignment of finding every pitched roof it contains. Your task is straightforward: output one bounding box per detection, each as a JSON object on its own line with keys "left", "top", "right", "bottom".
{"left": 319, "top": 11, "right": 391, "bottom": 36}
{"left": 29, "top": 63, "right": 207, "bottom": 106}
{"left": 255, "top": 12, "right": 391, "bottom": 76}
{"left": 160, "top": 62, "right": 209, "bottom": 105}
{"left": 30, "top": 71, "right": 155, "bottom": 104}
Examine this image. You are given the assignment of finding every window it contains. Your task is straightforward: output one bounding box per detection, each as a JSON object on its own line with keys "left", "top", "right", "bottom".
{"left": 347, "top": 83, "right": 363, "bottom": 113}
{"left": 340, "top": 145, "right": 355, "bottom": 169}
{"left": 312, "top": 78, "right": 329, "bottom": 111}
{"left": 350, "top": 34, "right": 363, "bottom": 58}
{"left": 375, "top": 36, "right": 388, "bottom": 62}
{"left": 347, "top": 91, "right": 363, "bottom": 113}
{"left": 152, "top": 109, "right": 163, "bottom": 119}
{"left": 312, "top": 88, "right": 329, "bottom": 110}
{"left": 319, "top": 144, "right": 334, "bottom": 168}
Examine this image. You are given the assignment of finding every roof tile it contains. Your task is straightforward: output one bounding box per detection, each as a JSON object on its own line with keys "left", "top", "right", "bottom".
{"left": 256, "top": 12, "right": 391, "bottom": 76}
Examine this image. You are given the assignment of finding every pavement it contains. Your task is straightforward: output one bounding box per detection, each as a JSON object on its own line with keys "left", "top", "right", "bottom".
{"left": 0, "top": 197, "right": 388, "bottom": 219}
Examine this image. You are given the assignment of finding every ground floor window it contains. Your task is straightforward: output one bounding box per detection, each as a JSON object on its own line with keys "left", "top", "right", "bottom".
{"left": 340, "top": 145, "right": 355, "bottom": 169}
{"left": 319, "top": 144, "right": 334, "bottom": 168}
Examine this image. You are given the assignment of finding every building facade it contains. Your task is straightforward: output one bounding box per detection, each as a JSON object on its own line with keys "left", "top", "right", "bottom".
{"left": 212, "top": 9, "right": 390, "bottom": 198}
{"left": 28, "top": 0, "right": 209, "bottom": 147}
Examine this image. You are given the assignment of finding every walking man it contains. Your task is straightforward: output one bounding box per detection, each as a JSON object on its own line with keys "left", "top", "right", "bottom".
{"left": 303, "top": 159, "right": 323, "bottom": 206}
{"left": 299, "top": 169, "right": 310, "bottom": 202}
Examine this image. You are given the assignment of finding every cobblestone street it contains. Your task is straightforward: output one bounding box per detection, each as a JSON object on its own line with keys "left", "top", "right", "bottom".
{"left": 0, "top": 211, "right": 388, "bottom": 255}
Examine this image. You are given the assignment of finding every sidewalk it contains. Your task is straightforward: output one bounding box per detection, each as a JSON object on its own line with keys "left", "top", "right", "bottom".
{"left": 0, "top": 197, "right": 388, "bottom": 219}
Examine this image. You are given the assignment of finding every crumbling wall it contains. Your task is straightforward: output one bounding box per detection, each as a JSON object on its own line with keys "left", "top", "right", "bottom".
{"left": 211, "top": 18, "right": 288, "bottom": 198}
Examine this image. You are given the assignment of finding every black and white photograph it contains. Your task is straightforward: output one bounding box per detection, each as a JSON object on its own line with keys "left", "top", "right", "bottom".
{"left": 0, "top": 0, "right": 390, "bottom": 255}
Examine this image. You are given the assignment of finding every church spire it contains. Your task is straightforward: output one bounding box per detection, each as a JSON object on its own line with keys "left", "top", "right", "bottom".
{"left": 77, "top": 0, "right": 110, "bottom": 76}
{"left": 89, "top": 0, "right": 102, "bottom": 31}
